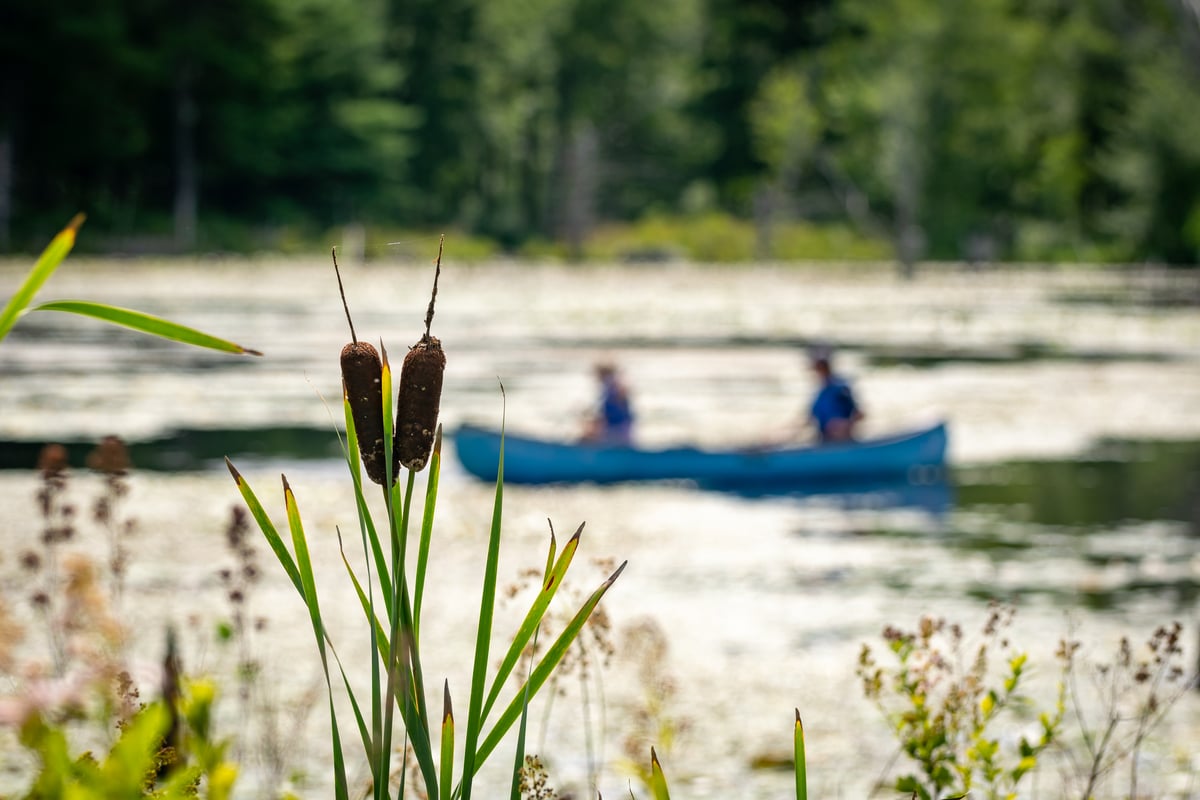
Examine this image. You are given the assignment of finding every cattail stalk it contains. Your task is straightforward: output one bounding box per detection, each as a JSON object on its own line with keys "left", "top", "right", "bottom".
{"left": 394, "top": 236, "right": 447, "bottom": 472}
{"left": 334, "top": 247, "right": 390, "bottom": 485}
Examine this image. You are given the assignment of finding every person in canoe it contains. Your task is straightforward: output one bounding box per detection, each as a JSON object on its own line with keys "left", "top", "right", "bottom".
{"left": 581, "top": 361, "right": 635, "bottom": 445}
{"left": 807, "top": 346, "right": 863, "bottom": 443}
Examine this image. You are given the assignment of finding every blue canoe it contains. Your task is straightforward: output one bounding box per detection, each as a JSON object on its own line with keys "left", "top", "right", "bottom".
{"left": 452, "top": 421, "right": 948, "bottom": 489}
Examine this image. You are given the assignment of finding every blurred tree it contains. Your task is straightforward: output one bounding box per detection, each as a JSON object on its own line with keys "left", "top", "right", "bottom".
{"left": 470, "top": 0, "right": 569, "bottom": 244}
{"left": 1092, "top": 2, "right": 1200, "bottom": 262}
{"left": 218, "top": 0, "right": 413, "bottom": 229}
{"left": 798, "top": 0, "right": 1048, "bottom": 267}
{"left": 549, "top": 0, "right": 706, "bottom": 254}
{"left": 3, "top": 0, "right": 1200, "bottom": 261}
{"left": 2, "top": 1, "right": 164, "bottom": 244}
{"left": 469, "top": 0, "right": 707, "bottom": 252}
{"left": 692, "top": 0, "right": 834, "bottom": 212}
{"left": 781, "top": 0, "right": 1200, "bottom": 265}
{"left": 746, "top": 67, "right": 821, "bottom": 256}
{"left": 386, "top": 0, "right": 481, "bottom": 227}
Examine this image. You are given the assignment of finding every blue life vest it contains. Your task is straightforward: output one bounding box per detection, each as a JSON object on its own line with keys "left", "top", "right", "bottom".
{"left": 810, "top": 377, "right": 858, "bottom": 440}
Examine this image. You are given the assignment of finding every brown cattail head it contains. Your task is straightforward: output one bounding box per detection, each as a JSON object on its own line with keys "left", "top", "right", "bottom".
{"left": 394, "top": 335, "right": 445, "bottom": 471}
{"left": 341, "top": 340, "right": 389, "bottom": 484}
{"left": 394, "top": 236, "right": 446, "bottom": 472}
{"left": 333, "top": 246, "right": 391, "bottom": 485}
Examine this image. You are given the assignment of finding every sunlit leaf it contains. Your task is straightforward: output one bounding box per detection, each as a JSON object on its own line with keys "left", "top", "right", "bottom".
{"left": 32, "top": 300, "right": 262, "bottom": 355}
{"left": 794, "top": 710, "right": 807, "bottom": 800}
{"left": 650, "top": 747, "right": 671, "bottom": 800}
{"left": 0, "top": 213, "right": 83, "bottom": 342}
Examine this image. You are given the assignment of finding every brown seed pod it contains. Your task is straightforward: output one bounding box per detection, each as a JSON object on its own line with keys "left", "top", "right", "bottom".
{"left": 333, "top": 248, "right": 389, "bottom": 485}
{"left": 395, "top": 335, "right": 445, "bottom": 471}
{"left": 394, "top": 237, "right": 447, "bottom": 472}
{"left": 341, "top": 340, "right": 388, "bottom": 484}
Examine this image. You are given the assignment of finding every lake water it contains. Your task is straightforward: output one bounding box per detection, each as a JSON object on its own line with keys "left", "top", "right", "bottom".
{"left": 1, "top": 257, "right": 1199, "bottom": 798}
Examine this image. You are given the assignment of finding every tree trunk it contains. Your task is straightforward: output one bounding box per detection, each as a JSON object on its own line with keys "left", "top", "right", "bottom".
{"left": 0, "top": 79, "right": 15, "bottom": 253}
{"left": 0, "top": 127, "right": 12, "bottom": 253}
{"left": 753, "top": 181, "right": 781, "bottom": 260}
{"left": 173, "top": 63, "right": 198, "bottom": 252}
{"left": 559, "top": 122, "right": 598, "bottom": 261}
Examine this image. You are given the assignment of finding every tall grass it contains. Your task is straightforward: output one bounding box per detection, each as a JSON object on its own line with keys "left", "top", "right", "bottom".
{"left": 226, "top": 254, "right": 626, "bottom": 798}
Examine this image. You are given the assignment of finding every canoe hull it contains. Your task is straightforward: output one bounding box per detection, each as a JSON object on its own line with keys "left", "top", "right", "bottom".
{"left": 452, "top": 422, "right": 948, "bottom": 488}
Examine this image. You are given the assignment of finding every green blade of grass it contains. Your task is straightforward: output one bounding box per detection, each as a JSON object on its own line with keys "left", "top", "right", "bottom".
{"left": 335, "top": 529, "right": 391, "bottom": 659}
{"left": 413, "top": 425, "right": 443, "bottom": 644}
{"left": 460, "top": 420, "right": 506, "bottom": 800}
{"left": 440, "top": 682, "right": 455, "bottom": 800}
{"left": 794, "top": 710, "right": 807, "bottom": 800}
{"left": 326, "top": 629, "right": 374, "bottom": 779}
{"left": 341, "top": 394, "right": 394, "bottom": 625}
{"left": 382, "top": 341, "right": 396, "bottom": 489}
{"left": 650, "top": 747, "right": 671, "bottom": 800}
{"left": 543, "top": 523, "right": 557, "bottom": 584}
{"left": 361, "top": 522, "right": 384, "bottom": 800}
{"left": 396, "top": 564, "right": 438, "bottom": 791}
{"left": 283, "top": 476, "right": 350, "bottom": 800}
{"left": 31, "top": 300, "right": 262, "bottom": 355}
{"left": 474, "top": 560, "right": 627, "bottom": 770}
{"left": 335, "top": 526, "right": 387, "bottom": 797}
{"left": 508, "top": 628, "right": 539, "bottom": 800}
{"left": 226, "top": 459, "right": 302, "bottom": 595}
{"left": 381, "top": 470, "right": 439, "bottom": 798}
{"left": 480, "top": 524, "right": 583, "bottom": 723}
{"left": 0, "top": 213, "right": 83, "bottom": 342}
{"left": 230, "top": 460, "right": 371, "bottom": 779}
{"left": 380, "top": 468, "right": 410, "bottom": 791}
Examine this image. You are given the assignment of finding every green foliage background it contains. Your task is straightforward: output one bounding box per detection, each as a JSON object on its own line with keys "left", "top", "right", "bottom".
{"left": 2, "top": 0, "right": 1199, "bottom": 262}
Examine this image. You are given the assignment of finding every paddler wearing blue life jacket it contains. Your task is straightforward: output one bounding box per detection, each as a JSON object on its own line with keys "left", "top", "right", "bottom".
{"left": 582, "top": 361, "right": 635, "bottom": 445}
{"left": 808, "top": 346, "right": 863, "bottom": 443}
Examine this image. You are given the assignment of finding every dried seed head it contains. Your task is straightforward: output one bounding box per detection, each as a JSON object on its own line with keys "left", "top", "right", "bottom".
{"left": 86, "top": 436, "right": 130, "bottom": 475}
{"left": 333, "top": 247, "right": 391, "bottom": 485}
{"left": 341, "top": 340, "right": 389, "bottom": 485}
{"left": 37, "top": 444, "right": 69, "bottom": 476}
{"left": 393, "top": 236, "right": 446, "bottom": 473}
{"left": 394, "top": 336, "right": 445, "bottom": 471}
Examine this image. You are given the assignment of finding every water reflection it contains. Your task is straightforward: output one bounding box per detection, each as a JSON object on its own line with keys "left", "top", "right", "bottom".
{"left": 955, "top": 437, "right": 1200, "bottom": 530}
{"left": 725, "top": 472, "right": 954, "bottom": 516}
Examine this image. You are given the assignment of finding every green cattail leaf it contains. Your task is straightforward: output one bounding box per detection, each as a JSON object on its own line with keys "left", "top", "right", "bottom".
{"left": 481, "top": 524, "right": 583, "bottom": 723}
{"left": 226, "top": 459, "right": 302, "bottom": 596}
{"left": 474, "top": 560, "right": 626, "bottom": 769}
{"left": 341, "top": 393, "right": 394, "bottom": 622}
{"left": 228, "top": 461, "right": 370, "bottom": 786}
{"left": 379, "top": 471, "right": 438, "bottom": 798}
{"left": 31, "top": 300, "right": 261, "bottom": 355}
{"left": 509, "top": 628, "right": 539, "bottom": 800}
{"left": 650, "top": 747, "right": 671, "bottom": 800}
{"left": 440, "top": 681, "right": 455, "bottom": 800}
{"left": 0, "top": 213, "right": 83, "bottom": 343}
{"left": 543, "top": 522, "right": 557, "bottom": 584}
{"left": 336, "top": 528, "right": 391, "bottom": 659}
{"left": 282, "top": 476, "right": 350, "bottom": 800}
{"left": 381, "top": 340, "right": 397, "bottom": 488}
{"left": 413, "top": 424, "right": 443, "bottom": 642}
{"left": 461, "top": 420, "right": 506, "bottom": 800}
{"left": 794, "top": 710, "right": 807, "bottom": 800}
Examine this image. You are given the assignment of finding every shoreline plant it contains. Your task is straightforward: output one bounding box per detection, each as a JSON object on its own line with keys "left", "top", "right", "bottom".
{"left": 0, "top": 216, "right": 263, "bottom": 798}
{"left": 857, "top": 607, "right": 1196, "bottom": 800}
{"left": 226, "top": 245, "right": 627, "bottom": 799}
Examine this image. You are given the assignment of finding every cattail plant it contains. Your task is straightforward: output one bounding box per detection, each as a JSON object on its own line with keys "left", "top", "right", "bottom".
{"left": 227, "top": 237, "right": 627, "bottom": 800}
{"left": 394, "top": 235, "right": 447, "bottom": 472}
{"left": 332, "top": 248, "right": 390, "bottom": 485}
